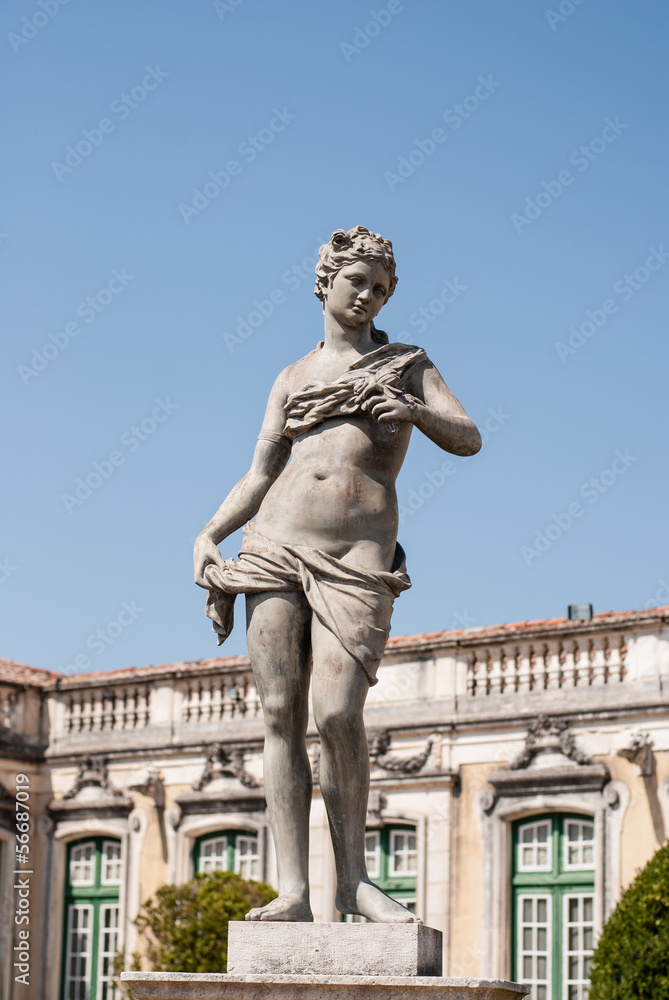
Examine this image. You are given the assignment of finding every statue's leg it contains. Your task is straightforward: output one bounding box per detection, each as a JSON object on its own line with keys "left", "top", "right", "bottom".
{"left": 245, "top": 590, "right": 314, "bottom": 921}
{"left": 311, "top": 616, "right": 420, "bottom": 923}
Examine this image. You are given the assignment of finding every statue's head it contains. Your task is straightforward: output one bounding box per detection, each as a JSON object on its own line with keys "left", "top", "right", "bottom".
{"left": 315, "top": 226, "right": 398, "bottom": 308}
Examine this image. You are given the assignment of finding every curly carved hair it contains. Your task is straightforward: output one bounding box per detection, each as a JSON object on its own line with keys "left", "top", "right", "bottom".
{"left": 314, "top": 225, "right": 398, "bottom": 307}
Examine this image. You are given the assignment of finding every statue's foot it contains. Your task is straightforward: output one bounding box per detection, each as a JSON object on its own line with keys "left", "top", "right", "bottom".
{"left": 336, "top": 880, "right": 422, "bottom": 923}
{"left": 245, "top": 891, "right": 313, "bottom": 922}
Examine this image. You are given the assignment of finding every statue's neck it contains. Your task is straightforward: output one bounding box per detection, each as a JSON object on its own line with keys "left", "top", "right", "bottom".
{"left": 322, "top": 314, "right": 375, "bottom": 357}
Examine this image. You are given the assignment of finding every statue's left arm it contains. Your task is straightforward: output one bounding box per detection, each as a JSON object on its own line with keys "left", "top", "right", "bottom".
{"left": 363, "top": 359, "right": 481, "bottom": 457}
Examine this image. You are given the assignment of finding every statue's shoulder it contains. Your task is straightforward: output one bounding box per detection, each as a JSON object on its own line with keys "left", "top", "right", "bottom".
{"left": 274, "top": 345, "right": 323, "bottom": 392}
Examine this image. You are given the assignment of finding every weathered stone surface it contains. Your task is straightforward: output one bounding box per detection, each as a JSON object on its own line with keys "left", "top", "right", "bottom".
{"left": 121, "top": 972, "right": 530, "bottom": 1000}
{"left": 227, "top": 921, "right": 443, "bottom": 976}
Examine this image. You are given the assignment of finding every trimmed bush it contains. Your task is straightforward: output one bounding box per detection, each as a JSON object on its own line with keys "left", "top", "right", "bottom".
{"left": 134, "top": 870, "right": 277, "bottom": 973}
{"left": 589, "top": 839, "right": 669, "bottom": 999}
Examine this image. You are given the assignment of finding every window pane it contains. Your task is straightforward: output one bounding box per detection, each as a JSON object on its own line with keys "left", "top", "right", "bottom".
{"left": 199, "top": 836, "right": 228, "bottom": 873}
{"left": 70, "top": 842, "right": 96, "bottom": 886}
{"left": 236, "top": 836, "right": 259, "bottom": 880}
{"left": 389, "top": 830, "right": 418, "bottom": 876}
{"left": 102, "top": 840, "right": 122, "bottom": 884}
{"left": 98, "top": 905, "right": 120, "bottom": 1000}
{"left": 517, "top": 895, "right": 550, "bottom": 998}
{"left": 65, "top": 904, "right": 93, "bottom": 1000}
{"left": 365, "top": 832, "right": 381, "bottom": 878}
{"left": 564, "top": 818, "right": 595, "bottom": 870}
{"left": 517, "top": 821, "right": 552, "bottom": 871}
{"left": 564, "top": 894, "right": 595, "bottom": 1000}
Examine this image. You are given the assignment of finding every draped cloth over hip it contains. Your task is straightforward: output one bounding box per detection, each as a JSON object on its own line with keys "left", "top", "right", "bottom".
{"left": 202, "top": 525, "right": 411, "bottom": 685}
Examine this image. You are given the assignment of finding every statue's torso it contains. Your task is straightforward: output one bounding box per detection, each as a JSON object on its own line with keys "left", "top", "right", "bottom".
{"left": 253, "top": 345, "right": 418, "bottom": 571}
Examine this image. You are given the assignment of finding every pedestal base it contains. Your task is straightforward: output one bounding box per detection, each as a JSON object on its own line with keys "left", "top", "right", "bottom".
{"left": 121, "top": 973, "right": 529, "bottom": 1000}
{"left": 228, "top": 921, "right": 443, "bottom": 976}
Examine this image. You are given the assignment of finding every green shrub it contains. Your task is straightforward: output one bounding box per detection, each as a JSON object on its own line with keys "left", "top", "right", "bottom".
{"left": 134, "top": 870, "right": 277, "bottom": 973}
{"left": 589, "top": 839, "right": 669, "bottom": 999}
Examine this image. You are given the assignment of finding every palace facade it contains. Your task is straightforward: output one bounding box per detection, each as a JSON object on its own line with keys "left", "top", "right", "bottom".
{"left": 1, "top": 605, "right": 668, "bottom": 1000}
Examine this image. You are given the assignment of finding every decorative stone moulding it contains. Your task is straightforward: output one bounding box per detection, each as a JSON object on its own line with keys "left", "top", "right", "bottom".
{"left": 49, "top": 753, "right": 132, "bottom": 821}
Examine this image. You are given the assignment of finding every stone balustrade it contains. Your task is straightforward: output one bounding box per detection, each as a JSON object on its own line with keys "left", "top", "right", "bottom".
{"left": 465, "top": 632, "right": 627, "bottom": 697}
{"left": 63, "top": 683, "right": 151, "bottom": 733}
{"left": 180, "top": 672, "right": 261, "bottom": 724}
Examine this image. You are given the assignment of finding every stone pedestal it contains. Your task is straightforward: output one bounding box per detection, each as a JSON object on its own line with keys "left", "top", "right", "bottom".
{"left": 227, "top": 921, "right": 443, "bottom": 976}
{"left": 121, "top": 972, "right": 529, "bottom": 1000}
{"left": 121, "top": 921, "right": 529, "bottom": 1000}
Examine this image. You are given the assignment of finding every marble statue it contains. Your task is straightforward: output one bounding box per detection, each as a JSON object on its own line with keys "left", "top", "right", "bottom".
{"left": 193, "top": 226, "right": 481, "bottom": 923}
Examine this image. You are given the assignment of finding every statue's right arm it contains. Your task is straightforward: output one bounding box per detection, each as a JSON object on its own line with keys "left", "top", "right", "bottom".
{"left": 193, "top": 369, "right": 292, "bottom": 587}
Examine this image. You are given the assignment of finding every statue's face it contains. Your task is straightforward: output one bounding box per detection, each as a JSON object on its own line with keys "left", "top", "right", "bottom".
{"left": 324, "top": 261, "right": 391, "bottom": 328}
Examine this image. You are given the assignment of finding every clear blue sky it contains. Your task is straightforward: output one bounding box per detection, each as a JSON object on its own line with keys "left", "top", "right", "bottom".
{"left": 1, "top": 0, "right": 667, "bottom": 674}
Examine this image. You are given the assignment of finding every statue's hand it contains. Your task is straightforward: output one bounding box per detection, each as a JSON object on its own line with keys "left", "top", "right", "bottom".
{"left": 193, "top": 532, "right": 226, "bottom": 589}
{"left": 361, "top": 386, "right": 420, "bottom": 425}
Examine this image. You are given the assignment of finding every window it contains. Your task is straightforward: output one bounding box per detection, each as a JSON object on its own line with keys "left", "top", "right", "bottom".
{"left": 365, "top": 831, "right": 381, "bottom": 878}
{"left": 343, "top": 824, "right": 417, "bottom": 921}
{"left": 518, "top": 820, "right": 552, "bottom": 872}
{"left": 512, "top": 815, "right": 595, "bottom": 1000}
{"left": 70, "top": 842, "right": 96, "bottom": 886}
{"left": 194, "top": 830, "right": 260, "bottom": 880}
{"left": 389, "top": 829, "right": 418, "bottom": 876}
{"left": 563, "top": 821, "right": 594, "bottom": 871}
{"left": 62, "top": 838, "right": 122, "bottom": 1000}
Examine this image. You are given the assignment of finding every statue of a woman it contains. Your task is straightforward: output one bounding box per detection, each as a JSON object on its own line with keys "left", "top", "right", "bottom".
{"left": 194, "top": 226, "right": 481, "bottom": 922}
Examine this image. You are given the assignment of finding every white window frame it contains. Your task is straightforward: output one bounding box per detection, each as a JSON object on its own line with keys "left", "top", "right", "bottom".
{"left": 563, "top": 819, "right": 595, "bottom": 871}
{"left": 69, "top": 841, "right": 96, "bottom": 886}
{"left": 235, "top": 835, "right": 259, "bottom": 880}
{"left": 101, "top": 840, "right": 123, "bottom": 886}
{"left": 389, "top": 829, "right": 418, "bottom": 877}
{"left": 517, "top": 893, "right": 552, "bottom": 1000}
{"left": 562, "top": 892, "right": 595, "bottom": 1000}
{"left": 365, "top": 831, "right": 381, "bottom": 879}
{"left": 198, "top": 835, "right": 228, "bottom": 873}
{"left": 64, "top": 902, "right": 94, "bottom": 1000}
{"left": 517, "top": 819, "right": 553, "bottom": 873}
{"left": 97, "top": 903, "right": 120, "bottom": 1000}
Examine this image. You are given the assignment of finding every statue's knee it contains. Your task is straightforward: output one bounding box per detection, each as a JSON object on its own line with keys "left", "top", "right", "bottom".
{"left": 314, "top": 706, "right": 360, "bottom": 745}
{"left": 261, "top": 694, "right": 300, "bottom": 738}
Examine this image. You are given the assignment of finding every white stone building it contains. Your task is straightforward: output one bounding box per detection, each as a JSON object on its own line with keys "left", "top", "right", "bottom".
{"left": 1, "top": 605, "right": 668, "bottom": 1000}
